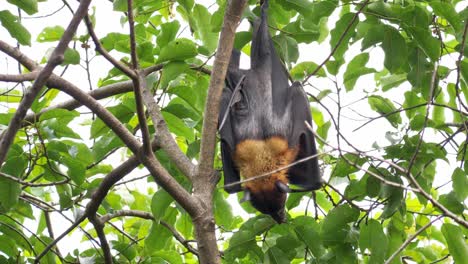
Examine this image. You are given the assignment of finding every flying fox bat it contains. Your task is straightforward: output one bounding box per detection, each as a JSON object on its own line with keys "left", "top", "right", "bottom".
{"left": 218, "top": 0, "right": 322, "bottom": 223}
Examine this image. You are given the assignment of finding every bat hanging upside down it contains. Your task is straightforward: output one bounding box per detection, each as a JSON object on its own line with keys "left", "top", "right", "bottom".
{"left": 218, "top": 0, "right": 322, "bottom": 223}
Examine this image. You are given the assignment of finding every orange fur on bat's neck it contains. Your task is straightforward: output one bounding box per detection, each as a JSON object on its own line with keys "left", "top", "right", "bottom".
{"left": 234, "top": 136, "right": 298, "bottom": 193}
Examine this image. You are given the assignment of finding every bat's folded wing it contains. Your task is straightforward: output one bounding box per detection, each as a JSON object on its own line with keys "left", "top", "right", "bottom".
{"left": 287, "top": 82, "right": 323, "bottom": 191}
{"left": 219, "top": 51, "right": 244, "bottom": 193}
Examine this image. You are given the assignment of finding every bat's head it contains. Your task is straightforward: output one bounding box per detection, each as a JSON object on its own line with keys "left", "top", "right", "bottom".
{"left": 244, "top": 181, "right": 290, "bottom": 223}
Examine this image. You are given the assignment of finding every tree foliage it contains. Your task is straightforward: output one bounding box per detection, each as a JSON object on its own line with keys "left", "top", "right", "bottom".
{"left": 0, "top": 0, "right": 467, "bottom": 263}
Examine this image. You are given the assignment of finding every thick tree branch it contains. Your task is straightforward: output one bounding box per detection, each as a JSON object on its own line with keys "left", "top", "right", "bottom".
{"left": 193, "top": 1, "right": 248, "bottom": 263}
{"left": 0, "top": 0, "right": 93, "bottom": 166}
{"left": 141, "top": 86, "right": 196, "bottom": 180}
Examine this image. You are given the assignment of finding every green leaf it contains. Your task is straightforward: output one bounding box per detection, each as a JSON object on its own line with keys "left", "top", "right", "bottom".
{"left": 145, "top": 221, "right": 172, "bottom": 252}
{"left": 272, "top": 35, "right": 299, "bottom": 65}
{"left": 156, "top": 21, "right": 180, "bottom": 47}
{"left": 278, "top": 0, "right": 313, "bottom": 15}
{"left": 321, "top": 204, "right": 360, "bottom": 246}
{"left": 137, "top": 42, "right": 154, "bottom": 63}
{"left": 100, "top": 32, "right": 128, "bottom": 52}
{"left": 461, "top": 60, "right": 468, "bottom": 85}
{"left": 264, "top": 246, "right": 290, "bottom": 264}
{"left": 0, "top": 145, "right": 25, "bottom": 213}
{"left": 175, "top": 212, "right": 193, "bottom": 239}
{"left": 441, "top": 224, "right": 468, "bottom": 264}
{"left": 41, "top": 119, "right": 81, "bottom": 139}
{"left": 152, "top": 251, "right": 183, "bottom": 264}
{"left": 161, "top": 111, "right": 195, "bottom": 141}
{"left": 92, "top": 131, "right": 124, "bottom": 161}
{"left": 111, "top": 240, "right": 137, "bottom": 261}
{"left": 113, "top": 0, "right": 127, "bottom": 12}
{"left": 90, "top": 104, "right": 134, "bottom": 138}
{"left": 63, "top": 48, "right": 80, "bottom": 65}
{"left": 429, "top": 1, "right": 462, "bottom": 32}
{"left": 293, "top": 216, "right": 325, "bottom": 258}
{"left": 382, "top": 26, "right": 407, "bottom": 73}
{"left": 37, "top": 26, "right": 65, "bottom": 42}
{"left": 439, "top": 192, "right": 464, "bottom": 215}
{"left": 192, "top": 4, "right": 218, "bottom": 53}
{"left": 151, "top": 189, "right": 174, "bottom": 221}
{"left": 343, "top": 53, "right": 376, "bottom": 91}
{"left": 330, "top": 12, "right": 358, "bottom": 61}
{"left": 332, "top": 153, "right": 366, "bottom": 177}
{"left": 344, "top": 178, "right": 367, "bottom": 200}
{"left": 160, "top": 62, "right": 190, "bottom": 89}
{"left": 7, "top": 0, "right": 38, "bottom": 15}
{"left": 234, "top": 31, "right": 252, "bottom": 50}
{"left": 377, "top": 73, "right": 407, "bottom": 92}
{"left": 361, "top": 24, "right": 385, "bottom": 51}
{"left": 359, "top": 219, "right": 389, "bottom": 264}
{"left": 157, "top": 38, "right": 197, "bottom": 63}
{"left": 406, "top": 27, "right": 441, "bottom": 62}
{"left": 452, "top": 168, "right": 468, "bottom": 202}
{"left": 368, "top": 95, "right": 402, "bottom": 127}
{"left": 290, "top": 61, "right": 326, "bottom": 80}
{"left": 380, "top": 171, "right": 404, "bottom": 219}
{"left": 0, "top": 89, "right": 22, "bottom": 103}
{"left": 403, "top": 91, "right": 426, "bottom": 119}
{"left": 0, "top": 10, "right": 31, "bottom": 46}
{"left": 282, "top": 18, "right": 320, "bottom": 44}
{"left": 177, "top": 0, "right": 194, "bottom": 12}
{"left": 214, "top": 190, "right": 235, "bottom": 229}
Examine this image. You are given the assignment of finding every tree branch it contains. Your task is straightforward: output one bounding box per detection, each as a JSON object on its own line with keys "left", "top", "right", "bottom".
{"left": 193, "top": 1, "right": 248, "bottom": 263}
{"left": 302, "top": 0, "right": 370, "bottom": 84}
{"left": 83, "top": 15, "right": 137, "bottom": 79}
{"left": 0, "top": 0, "right": 93, "bottom": 166}
{"left": 384, "top": 216, "right": 443, "bottom": 264}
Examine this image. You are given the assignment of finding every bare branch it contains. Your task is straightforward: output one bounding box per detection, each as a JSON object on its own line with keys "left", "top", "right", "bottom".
{"left": 141, "top": 80, "right": 196, "bottom": 180}
{"left": 0, "top": 72, "right": 39, "bottom": 82}
{"left": 193, "top": 0, "right": 248, "bottom": 263}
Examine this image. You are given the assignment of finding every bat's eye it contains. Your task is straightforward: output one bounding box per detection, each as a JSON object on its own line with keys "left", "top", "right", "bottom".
{"left": 233, "top": 89, "right": 248, "bottom": 113}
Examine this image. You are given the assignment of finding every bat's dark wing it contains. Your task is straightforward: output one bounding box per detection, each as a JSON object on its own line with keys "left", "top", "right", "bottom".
{"left": 286, "top": 82, "right": 322, "bottom": 191}
{"left": 219, "top": 49, "right": 243, "bottom": 193}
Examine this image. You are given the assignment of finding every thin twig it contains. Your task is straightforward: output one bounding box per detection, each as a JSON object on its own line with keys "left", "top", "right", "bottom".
{"left": 384, "top": 216, "right": 443, "bottom": 264}
{"left": 302, "top": 0, "right": 370, "bottom": 84}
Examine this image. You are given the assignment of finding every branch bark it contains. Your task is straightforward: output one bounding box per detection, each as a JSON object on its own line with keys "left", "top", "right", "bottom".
{"left": 193, "top": 0, "right": 248, "bottom": 263}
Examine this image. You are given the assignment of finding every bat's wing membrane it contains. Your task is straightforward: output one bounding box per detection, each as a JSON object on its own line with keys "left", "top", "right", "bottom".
{"left": 287, "top": 82, "right": 322, "bottom": 191}
{"left": 219, "top": 50, "right": 243, "bottom": 193}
